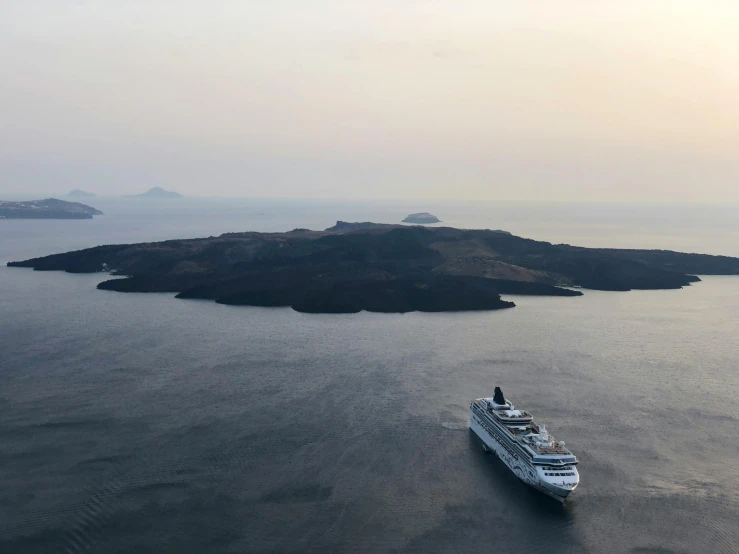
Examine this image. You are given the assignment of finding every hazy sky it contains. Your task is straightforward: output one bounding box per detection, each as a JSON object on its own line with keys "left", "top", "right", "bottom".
{"left": 1, "top": 1, "right": 738, "bottom": 201}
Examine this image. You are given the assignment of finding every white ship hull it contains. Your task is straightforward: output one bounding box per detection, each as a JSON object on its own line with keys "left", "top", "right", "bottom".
{"left": 470, "top": 410, "right": 574, "bottom": 502}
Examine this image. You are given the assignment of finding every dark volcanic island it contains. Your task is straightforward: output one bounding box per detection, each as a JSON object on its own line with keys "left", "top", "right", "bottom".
{"left": 9, "top": 223, "right": 739, "bottom": 314}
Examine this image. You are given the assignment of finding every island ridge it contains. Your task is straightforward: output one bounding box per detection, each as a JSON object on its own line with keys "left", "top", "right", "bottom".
{"left": 9, "top": 222, "right": 739, "bottom": 314}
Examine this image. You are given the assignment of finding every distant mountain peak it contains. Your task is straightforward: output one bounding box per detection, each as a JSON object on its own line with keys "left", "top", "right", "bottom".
{"left": 129, "top": 187, "right": 184, "bottom": 199}
{"left": 68, "top": 189, "right": 96, "bottom": 197}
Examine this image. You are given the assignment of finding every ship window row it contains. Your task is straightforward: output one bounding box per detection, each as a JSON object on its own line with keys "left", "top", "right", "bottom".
{"left": 545, "top": 472, "right": 576, "bottom": 476}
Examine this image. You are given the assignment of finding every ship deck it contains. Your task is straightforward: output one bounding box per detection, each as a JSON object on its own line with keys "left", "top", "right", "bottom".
{"left": 473, "top": 399, "right": 572, "bottom": 456}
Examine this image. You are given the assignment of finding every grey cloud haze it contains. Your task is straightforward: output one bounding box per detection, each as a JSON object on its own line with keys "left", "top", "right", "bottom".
{"left": 1, "top": 1, "right": 738, "bottom": 200}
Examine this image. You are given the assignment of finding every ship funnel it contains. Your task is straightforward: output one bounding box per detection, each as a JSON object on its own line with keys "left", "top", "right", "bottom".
{"left": 493, "top": 387, "right": 506, "bottom": 405}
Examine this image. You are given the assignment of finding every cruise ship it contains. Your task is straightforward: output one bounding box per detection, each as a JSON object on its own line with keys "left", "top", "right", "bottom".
{"left": 470, "top": 387, "right": 579, "bottom": 501}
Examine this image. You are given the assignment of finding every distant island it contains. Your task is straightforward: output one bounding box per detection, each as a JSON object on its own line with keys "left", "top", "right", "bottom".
{"left": 67, "top": 189, "right": 96, "bottom": 198}
{"left": 128, "top": 187, "right": 183, "bottom": 199}
{"left": 9, "top": 222, "right": 739, "bottom": 314}
{"left": 0, "top": 198, "right": 103, "bottom": 220}
{"left": 403, "top": 212, "right": 441, "bottom": 224}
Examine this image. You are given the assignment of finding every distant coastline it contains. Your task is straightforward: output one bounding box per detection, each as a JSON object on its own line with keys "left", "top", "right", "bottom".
{"left": 0, "top": 198, "right": 103, "bottom": 220}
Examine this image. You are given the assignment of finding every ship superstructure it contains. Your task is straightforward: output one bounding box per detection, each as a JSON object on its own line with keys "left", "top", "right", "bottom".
{"left": 469, "top": 387, "right": 579, "bottom": 501}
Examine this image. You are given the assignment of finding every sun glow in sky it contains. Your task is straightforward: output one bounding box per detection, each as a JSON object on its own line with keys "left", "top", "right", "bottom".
{"left": 1, "top": 1, "right": 738, "bottom": 200}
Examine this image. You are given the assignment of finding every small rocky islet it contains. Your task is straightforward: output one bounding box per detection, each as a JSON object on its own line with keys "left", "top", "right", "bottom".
{"left": 402, "top": 212, "right": 441, "bottom": 224}
{"left": 8, "top": 222, "right": 739, "bottom": 314}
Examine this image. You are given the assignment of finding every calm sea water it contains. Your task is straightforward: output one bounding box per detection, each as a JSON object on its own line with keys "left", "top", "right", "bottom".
{"left": 1, "top": 199, "right": 738, "bottom": 553}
